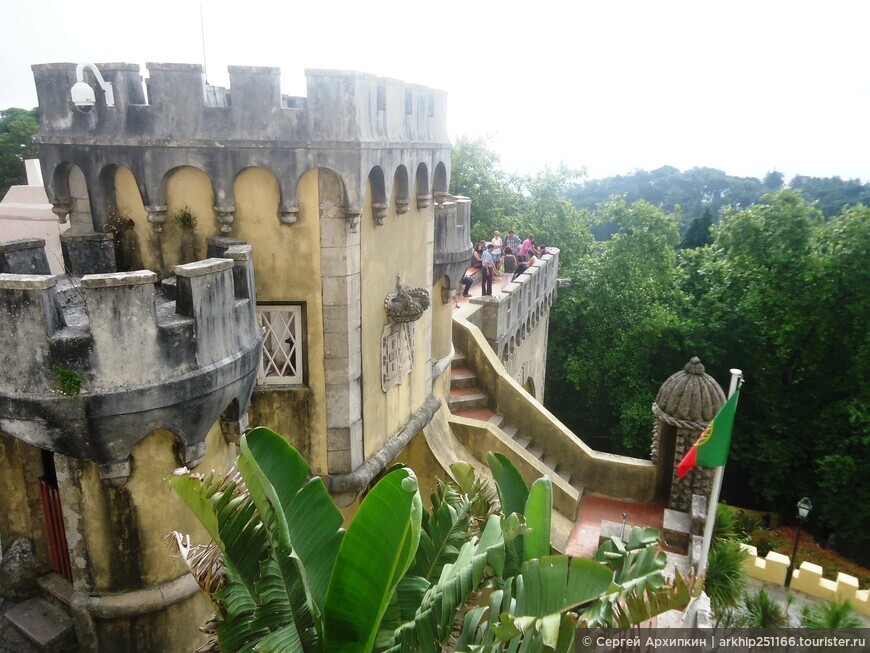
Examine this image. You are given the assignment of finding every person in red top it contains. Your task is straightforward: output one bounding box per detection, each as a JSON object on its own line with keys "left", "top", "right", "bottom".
{"left": 519, "top": 234, "right": 536, "bottom": 260}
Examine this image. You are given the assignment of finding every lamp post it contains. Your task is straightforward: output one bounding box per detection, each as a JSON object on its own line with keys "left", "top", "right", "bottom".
{"left": 785, "top": 497, "right": 813, "bottom": 587}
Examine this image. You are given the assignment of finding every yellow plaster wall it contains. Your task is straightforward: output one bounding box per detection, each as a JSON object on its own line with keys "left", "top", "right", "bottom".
{"left": 163, "top": 166, "right": 219, "bottom": 270}
{"left": 0, "top": 432, "right": 47, "bottom": 566}
{"left": 113, "top": 166, "right": 155, "bottom": 273}
{"left": 234, "top": 168, "right": 327, "bottom": 473}
{"left": 361, "top": 177, "right": 430, "bottom": 458}
{"left": 77, "top": 423, "right": 235, "bottom": 591}
{"left": 431, "top": 276, "right": 453, "bottom": 362}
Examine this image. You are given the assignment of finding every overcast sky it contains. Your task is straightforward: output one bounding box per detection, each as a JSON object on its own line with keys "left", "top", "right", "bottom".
{"left": 2, "top": 0, "right": 868, "bottom": 183}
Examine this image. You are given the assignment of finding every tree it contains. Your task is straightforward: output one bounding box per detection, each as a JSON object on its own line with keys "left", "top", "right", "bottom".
{"left": 546, "top": 198, "right": 689, "bottom": 455}
{"left": 682, "top": 193, "right": 870, "bottom": 564}
{"left": 449, "top": 136, "right": 525, "bottom": 244}
{"left": 0, "top": 107, "right": 39, "bottom": 199}
{"left": 680, "top": 207, "right": 713, "bottom": 249}
{"left": 169, "top": 428, "right": 689, "bottom": 652}
{"left": 763, "top": 170, "right": 784, "bottom": 191}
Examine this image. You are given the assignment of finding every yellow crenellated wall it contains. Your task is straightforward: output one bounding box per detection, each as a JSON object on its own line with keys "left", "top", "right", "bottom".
{"left": 361, "top": 176, "right": 430, "bottom": 458}
{"left": 740, "top": 544, "right": 870, "bottom": 615}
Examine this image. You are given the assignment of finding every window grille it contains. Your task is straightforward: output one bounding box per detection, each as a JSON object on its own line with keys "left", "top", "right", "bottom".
{"left": 257, "top": 305, "right": 303, "bottom": 384}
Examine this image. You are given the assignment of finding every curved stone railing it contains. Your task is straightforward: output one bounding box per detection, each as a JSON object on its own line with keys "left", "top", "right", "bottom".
{"left": 452, "top": 314, "right": 658, "bottom": 503}
{"left": 0, "top": 240, "right": 262, "bottom": 484}
{"left": 465, "top": 249, "right": 560, "bottom": 362}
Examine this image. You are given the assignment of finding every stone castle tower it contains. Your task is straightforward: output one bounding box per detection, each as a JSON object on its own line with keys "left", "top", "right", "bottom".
{"left": 0, "top": 61, "right": 472, "bottom": 651}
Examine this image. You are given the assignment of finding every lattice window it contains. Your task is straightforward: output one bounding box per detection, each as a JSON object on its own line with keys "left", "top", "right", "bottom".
{"left": 257, "top": 305, "right": 304, "bottom": 384}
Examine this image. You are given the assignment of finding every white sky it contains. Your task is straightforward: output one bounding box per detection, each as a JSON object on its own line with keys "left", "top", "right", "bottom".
{"left": 2, "top": 0, "right": 868, "bottom": 183}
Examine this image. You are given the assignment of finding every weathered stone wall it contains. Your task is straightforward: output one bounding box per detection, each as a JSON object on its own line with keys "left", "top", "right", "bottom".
{"left": 465, "top": 249, "right": 560, "bottom": 401}
{"left": 453, "top": 313, "right": 659, "bottom": 503}
{"left": 0, "top": 242, "right": 260, "bottom": 480}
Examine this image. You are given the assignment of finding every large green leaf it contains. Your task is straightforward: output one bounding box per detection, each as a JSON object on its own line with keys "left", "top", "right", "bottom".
{"left": 523, "top": 478, "right": 552, "bottom": 561}
{"left": 409, "top": 485, "right": 472, "bottom": 582}
{"left": 515, "top": 556, "right": 613, "bottom": 617}
{"left": 487, "top": 452, "right": 529, "bottom": 518}
{"left": 384, "top": 515, "right": 504, "bottom": 653}
{"left": 323, "top": 467, "right": 422, "bottom": 653}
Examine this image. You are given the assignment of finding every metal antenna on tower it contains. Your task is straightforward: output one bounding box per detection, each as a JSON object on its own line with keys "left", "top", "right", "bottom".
{"left": 200, "top": 3, "right": 209, "bottom": 82}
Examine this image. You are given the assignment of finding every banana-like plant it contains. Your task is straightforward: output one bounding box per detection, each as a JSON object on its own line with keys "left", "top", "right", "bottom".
{"left": 169, "top": 429, "right": 689, "bottom": 653}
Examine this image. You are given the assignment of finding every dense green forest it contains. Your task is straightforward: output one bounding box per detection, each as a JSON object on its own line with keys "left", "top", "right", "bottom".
{"left": 450, "top": 137, "right": 870, "bottom": 565}
{"left": 0, "top": 107, "right": 39, "bottom": 198}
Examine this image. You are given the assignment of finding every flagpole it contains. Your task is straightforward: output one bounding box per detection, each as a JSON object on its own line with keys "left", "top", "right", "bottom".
{"left": 696, "top": 368, "right": 743, "bottom": 576}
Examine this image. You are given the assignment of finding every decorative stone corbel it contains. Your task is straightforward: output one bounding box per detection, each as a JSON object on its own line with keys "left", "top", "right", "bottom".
{"left": 433, "top": 191, "right": 449, "bottom": 206}
{"left": 416, "top": 194, "right": 431, "bottom": 209}
{"left": 181, "top": 442, "right": 207, "bottom": 470}
{"left": 372, "top": 202, "right": 389, "bottom": 226}
{"left": 215, "top": 205, "right": 235, "bottom": 234}
{"left": 279, "top": 202, "right": 299, "bottom": 226}
{"left": 145, "top": 204, "right": 168, "bottom": 233}
{"left": 100, "top": 458, "right": 132, "bottom": 487}
{"left": 220, "top": 411, "right": 249, "bottom": 445}
{"left": 51, "top": 200, "right": 72, "bottom": 224}
{"left": 343, "top": 206, "right": 362, "bottom": 233}
{"left": 395, "top": 198, "right": 410, "bottom": 215}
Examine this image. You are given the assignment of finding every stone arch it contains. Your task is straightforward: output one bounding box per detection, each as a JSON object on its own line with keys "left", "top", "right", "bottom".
{"left": 161, "top": 165, "right": 217, "bottom": 271}
{"left": 393, "top": 165, "right": 410, "bottom": 215}
{"left": 61, "top": 163, "right": 93, "bottom": 232}
{"left": 233, "top": 166, "right": 281, "bottom": 228}
{"left": 109, "top": 164, "right": 151, "bottom": 272}
{"left": 368, "top": 166, "right": 388, "bottom": 226}
{"left": 523, "top": 377, "right": 536, "bottom": 399}
{"left": 415, "top": 162, "right": 430, "bottom": 209}
{"left": 433, "top": 161, "right": 448, "bottom": 203}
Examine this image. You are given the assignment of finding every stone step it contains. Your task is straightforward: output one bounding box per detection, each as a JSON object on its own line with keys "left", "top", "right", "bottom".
{"left": 448, "top": 389, "right": 489, "bottom": 412}
{"left": 541, "top": 454, "right": 559, "bottom": 471}
{"left": 36, "top": 573, "right": 73, "bottom": 609}
{"left": 502, "top": 424, "right": 518, "bottom": 439}
{"left": 451, "top": 352, "right": 468, "bottom": 369}
{"left": 450, "top": 368, "right": 478, "bottom": 389}
{"left": 556, "top": 468, "right": 573, "bottom": 484}
{"left": 4, "top": 597, "right": 74, "bottom": 651}
{"left": 513, "top": 434, "right": 530, "bottom": 449}
{"left": 487, "top": 413, "right": 504, "bottom": 428}
{"left": 527, "top": 444, "right": 544, "bottom": 459}
{"left": 453, "top": 407, "right": 497, "bottom": 422}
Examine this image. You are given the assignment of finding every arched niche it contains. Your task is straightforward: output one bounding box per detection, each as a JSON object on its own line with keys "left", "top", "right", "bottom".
{"left": 523, "top": 377, "right": 537, "bottom": 399}
{"left": 163, "top": 166, "right": 218, "bottom": 271}
{"left": 433, "top": 161, "right": 448, "bottom": 204}
{"left": 59, "top": 163, "right": 93, "bottom": 233}
{"left": 369, "top": 166, "right": 388, "bottom": 225}
{"left": 415, "top": 162, "right": 430, "bottom": 209}
{"left": 111, "top": 165, "right": 152, "bottom": 273}
{"left": 394, "top": 165, "right": 410, "bottom": 215}
{"left": 232, "top": 166, "right": 283, "bottom": 297}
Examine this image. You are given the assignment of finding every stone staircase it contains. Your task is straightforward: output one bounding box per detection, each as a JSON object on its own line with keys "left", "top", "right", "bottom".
{"left": 449, "top": 351, "right": 577, "bottom": 488}
{"left": 2, "top": 574, "right": 75, "bottom": 652}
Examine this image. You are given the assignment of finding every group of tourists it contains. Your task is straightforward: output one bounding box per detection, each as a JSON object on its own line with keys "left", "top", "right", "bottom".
{"left": 459, "top": 229, "right": 546, "bottom": 301}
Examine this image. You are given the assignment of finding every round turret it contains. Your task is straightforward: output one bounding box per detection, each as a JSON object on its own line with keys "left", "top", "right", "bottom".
{"left": 653, "top": 357, "right": 725, "bottom": 428}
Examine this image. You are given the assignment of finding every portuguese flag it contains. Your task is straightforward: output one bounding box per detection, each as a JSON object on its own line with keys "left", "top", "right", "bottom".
{"left": 677, "top": 389, "right": 740, "bottom": 479}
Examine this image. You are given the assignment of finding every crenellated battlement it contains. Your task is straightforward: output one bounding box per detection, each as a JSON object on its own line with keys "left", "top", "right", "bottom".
{"left": 0, "top": 239, "right": 262, "bottom": 483}
{"left": 31, "top": 62, "right": 448, "bottom": 145}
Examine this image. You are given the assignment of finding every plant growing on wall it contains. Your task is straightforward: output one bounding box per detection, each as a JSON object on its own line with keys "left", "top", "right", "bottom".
{"left": 168, "top": 428, "right": 689, "bottom": 652}
{"left": 54, "top": 367, "right": 82, "bottom": 395}
{"left": 173, "top": 206, "right": 197, "bottom": 230}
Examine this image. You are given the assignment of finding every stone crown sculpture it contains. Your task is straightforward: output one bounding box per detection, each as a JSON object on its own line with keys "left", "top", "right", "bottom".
{"left": 384, "top": 275, "right": 430, "bottom": 323}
